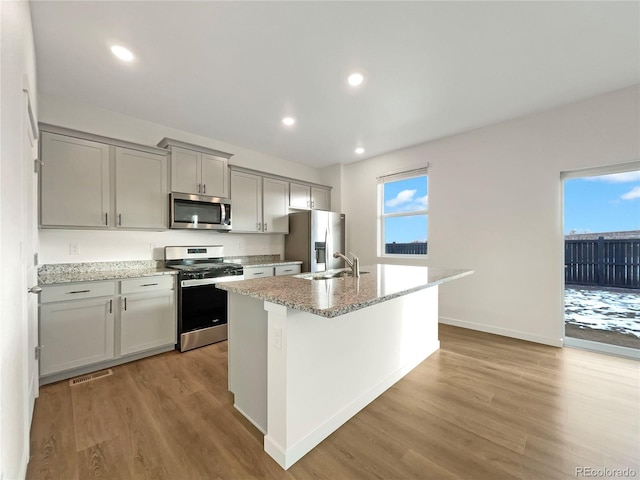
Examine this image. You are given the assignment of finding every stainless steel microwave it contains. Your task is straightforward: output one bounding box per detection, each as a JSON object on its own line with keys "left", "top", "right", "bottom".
{"left": 170, "top": 193, "right": 232, "bottom": 230}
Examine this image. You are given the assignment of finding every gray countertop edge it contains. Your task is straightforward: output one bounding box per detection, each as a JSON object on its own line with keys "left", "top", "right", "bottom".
{"left": 38, "top": 268, "right": 178, "bottom": 285}
{"left": 217, "top": 269, "right": 474, "bottom": 318}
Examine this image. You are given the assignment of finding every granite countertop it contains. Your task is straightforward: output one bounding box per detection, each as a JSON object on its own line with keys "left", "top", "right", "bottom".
{"left": 216, "top": 264, "right": 473, "bottom": 318}
{"left": 37, "top": 260, "right": 177, "bottom": 285}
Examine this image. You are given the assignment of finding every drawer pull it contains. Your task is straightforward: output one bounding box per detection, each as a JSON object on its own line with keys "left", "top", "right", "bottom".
{"left": 67, "top": 290, "right": 90, "bottom": 294}
{"left": 140, "top": 283, "right": 159, "bottom": 287}
{"left": 254, "top": 272, "right": 264, "bottom": 275}
{"left": 283, "top": 269, "right": 293, "bottom": 272}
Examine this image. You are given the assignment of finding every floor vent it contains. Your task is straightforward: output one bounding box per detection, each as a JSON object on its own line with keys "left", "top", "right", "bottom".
{"left": 69, "top": 369, "right": 113, "bottom": 386}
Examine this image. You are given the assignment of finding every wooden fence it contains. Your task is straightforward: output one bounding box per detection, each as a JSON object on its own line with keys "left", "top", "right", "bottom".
{"left": 385, "top": 242, "right": 428, "bottom": 255}
{"left": 565, "top": 237, "right": 640, "bottom": 288}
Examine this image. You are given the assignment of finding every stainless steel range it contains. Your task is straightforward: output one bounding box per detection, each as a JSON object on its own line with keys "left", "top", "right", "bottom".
{"left": 164, "top": 245, "right": 243, "bottom": 351}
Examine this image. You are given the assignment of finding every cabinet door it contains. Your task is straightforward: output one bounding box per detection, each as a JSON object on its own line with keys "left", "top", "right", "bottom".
{"left": 201, "top": 153, "right": 228, "bottom": 198}
{"left": 120, "top": 290, "right": 176, "bottom": 356}
{"left": 115, "top": 148, "right": 168, "bottom": 229}
{"left": 230, "top": 171, "right": 263, "bottom": 232}
{"left": 262, "top": 177, "right": 289, "bottom": 234}
{"left": 170, "top": 146, "right": 200, "bottom": 194}
{"left": 40, "top": 297, "right": 115, "bottom": 376}
{"left": 40, "top": 132, "right": 110, "bottom": 227}
{"left": 311, "top": 187, "right": 331, "bottom": 211}
{"left": 289, "top": 182, "right": 311, "bottom": 209}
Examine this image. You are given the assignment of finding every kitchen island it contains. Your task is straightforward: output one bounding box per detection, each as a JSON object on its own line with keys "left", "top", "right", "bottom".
{"left": 217, "top": 264, "right": 473, "bottom": 469}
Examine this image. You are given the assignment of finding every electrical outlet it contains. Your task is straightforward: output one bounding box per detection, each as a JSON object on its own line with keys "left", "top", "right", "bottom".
{"left": 69, "top": 243, "right": 80, "bottom": 255}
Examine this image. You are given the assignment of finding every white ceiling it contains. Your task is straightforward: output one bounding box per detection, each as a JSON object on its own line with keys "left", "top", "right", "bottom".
{"left": 31, "top": 1, "right": 640, "bottom": 169}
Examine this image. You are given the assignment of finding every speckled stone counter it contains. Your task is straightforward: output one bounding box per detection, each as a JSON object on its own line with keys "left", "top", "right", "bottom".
{"left": 217, "top": 264, "right": 473, "bottom": 318}
{"left": 38, "top": 260, "right": 177, "bottom": 285}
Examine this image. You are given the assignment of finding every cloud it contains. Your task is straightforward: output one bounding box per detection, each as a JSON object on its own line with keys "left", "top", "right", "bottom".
{"left": 415, "top": 195, "right": 428, "bottom": 209}
{"left": 586, "top": 171, "right": 640, "bottom": 183}
{"left": 620, "top": 186, "right": 640, "bottom": 201}
{"left": 386, "top": 189, "right": 416, "bottom": 207}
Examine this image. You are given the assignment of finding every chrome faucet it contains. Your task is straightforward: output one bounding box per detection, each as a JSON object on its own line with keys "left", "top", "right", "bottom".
{"left": 333, "top": 252, "right": 360, "bottom": 277}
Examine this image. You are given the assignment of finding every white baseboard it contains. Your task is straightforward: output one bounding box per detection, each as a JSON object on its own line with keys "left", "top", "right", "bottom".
{"left": 439, "top": 316, "right": 563, "bottom": 347}
{"left": 265, "top": 341, "right": 440, "bottom": 470}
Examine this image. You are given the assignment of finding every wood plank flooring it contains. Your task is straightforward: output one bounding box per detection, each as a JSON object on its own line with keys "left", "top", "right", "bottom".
{"left": 26, "top": 325, "right": 640, "bottom": 479}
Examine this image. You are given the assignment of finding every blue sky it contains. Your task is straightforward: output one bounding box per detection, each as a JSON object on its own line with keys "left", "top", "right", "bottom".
{"left": 383, "top": 176, "right": 428, "bottom": 243}
{"left": 564, "top": 171, "right": 640, "bottom": 234}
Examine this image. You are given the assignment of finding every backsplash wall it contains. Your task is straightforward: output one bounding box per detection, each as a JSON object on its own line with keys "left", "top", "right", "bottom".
{"left": 39, "top": 229, "right": 285, "bottom": 264}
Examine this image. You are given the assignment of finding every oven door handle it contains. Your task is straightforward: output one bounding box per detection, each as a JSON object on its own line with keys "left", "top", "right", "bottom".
{"left": 181, "top": 276, "right": 244, "bottom": 288}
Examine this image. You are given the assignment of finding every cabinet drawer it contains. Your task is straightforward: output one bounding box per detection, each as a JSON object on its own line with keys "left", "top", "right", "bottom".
{"left": 41, "top": 281, "right": 116, "bottom": 303}
{"left": 244, "top": 267, "right": 274, "bottom": 279}
{"left": 120, "top": 275, "right": 174, "bottom": 294}
{"left": 275, "top": 265, "right": 301, "bottom": 276}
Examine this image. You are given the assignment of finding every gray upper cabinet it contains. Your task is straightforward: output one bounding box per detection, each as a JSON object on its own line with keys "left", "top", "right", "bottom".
{"left": 40, "top": 132, "right": 111, "bottom": 228}
{"left": 40, "top": 125, "right": 169, "bottom": 230}
{"left": 289, "top": 182, "right": 331, "bottom": 211}
{"left": 158, "top": 138, "right": 232, "bottom": 199}
{"left": 115, "top": 148, "right": 168, "bottom": 229}
{"left": 263, "top": 177, "right": 289, "bottom": 233}
{"left": 230, "top": 171, "right": 289, "bottom": 234}
{"left": 170, "top": 146, "right": 200, "bottom": 195}
{"left": 230, "top": 170, "right": 263, "bottom": 232}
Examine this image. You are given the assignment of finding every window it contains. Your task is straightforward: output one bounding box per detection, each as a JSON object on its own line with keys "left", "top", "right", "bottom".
{"left": 378, "top": 172, "right": 428, "bottom": 256}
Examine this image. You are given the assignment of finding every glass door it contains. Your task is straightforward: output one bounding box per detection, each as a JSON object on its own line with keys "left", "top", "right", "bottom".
{"left": 561, "top": 163, "right": 640, "bottom": 359}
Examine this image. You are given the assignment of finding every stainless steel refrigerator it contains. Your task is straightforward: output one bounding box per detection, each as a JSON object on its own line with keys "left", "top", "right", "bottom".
{"left": 285, "top": 211, "right": 346, "bottom": 273}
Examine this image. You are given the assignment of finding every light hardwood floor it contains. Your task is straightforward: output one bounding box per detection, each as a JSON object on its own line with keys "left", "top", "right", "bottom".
{"left": 26, "top": 325, "right": 639, "bottom": 480}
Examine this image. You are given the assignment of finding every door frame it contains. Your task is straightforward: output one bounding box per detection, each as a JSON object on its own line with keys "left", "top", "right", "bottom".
{"left": 560, "top": 160, "right": 640, "bottom": 359}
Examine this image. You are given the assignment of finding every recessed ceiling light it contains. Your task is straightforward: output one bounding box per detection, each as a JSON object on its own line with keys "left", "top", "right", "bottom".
{"left": 282, "top": 117, "right": 296, "bottom": 126}
{"left": 111, "top": 45, "right": 134, "bottom": 62}
{"left": 355, "top": 147, "right": 365, "bottom": 155}
{"left": 348, "top": 73, "right": 364, "bottom": 87}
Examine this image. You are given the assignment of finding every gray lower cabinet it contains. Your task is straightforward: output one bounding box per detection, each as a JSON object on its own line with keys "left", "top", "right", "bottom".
{"left": 243, "top": 264, "right": 301, "bottom": 279}
{"left": 120, "top": 277, "right": 176, "bottom": 356}
{"left": 39, "top": 276, "right": 176, "bottom": 383}
{"left": 40, "top": 296, "right": 115, "bottom": 376}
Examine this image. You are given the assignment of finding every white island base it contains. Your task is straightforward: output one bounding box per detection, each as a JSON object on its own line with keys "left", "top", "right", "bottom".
{"left": 227, "top": 285, "right": 440, "bottom": 470}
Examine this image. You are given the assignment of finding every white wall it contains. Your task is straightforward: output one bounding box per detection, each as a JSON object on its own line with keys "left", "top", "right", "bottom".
{"left": 0, "top": 1, "right": 38, "bottom": 478}
{"left": 342, "top": 86, "right": 640, "bottom": 346}
{"left": 37, "top": 95, "right": 327, "bottom": 264}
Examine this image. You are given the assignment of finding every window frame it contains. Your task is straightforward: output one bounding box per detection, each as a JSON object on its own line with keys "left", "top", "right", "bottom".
{"left": 377, "top": 171, "right": 429, "bottom": 259}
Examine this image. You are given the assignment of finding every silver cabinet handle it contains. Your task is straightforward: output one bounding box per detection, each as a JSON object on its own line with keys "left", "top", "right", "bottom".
{"left": 118, "top": 213, "right": 122, "bottom": 226}
{"left": 109, "top": 299, "right": 113, "bottom": 313}
{"left": 197, "top": 184, "right": 201, "bottom": 194}
{"left": 67, "top": 290, "right": 90, "bottom": 294}
{"left": 253, "top": 272, "right": 264, "bottom": 275}
{"left": 105, "top": 213, "right": 108, "bottom": 225}
{"left": 257, "top": 222, "right": 261, "bottom": 231}
{"left": 140, "top": 283, "right": 158, "bottom": 287}
{"left": 123, "top": 297, "right": 127, "bottom": 311}
{"left": 28, "top": 286, "right": 42, "bottom": 294}
{"left": 264, "top": 223, "right": 267, "bottom": 232}
{"left": 311, "top": 200, "right": 315, "bottom": 208}
{"left": 203, "top": 184, "right": 206, "bottom": 194}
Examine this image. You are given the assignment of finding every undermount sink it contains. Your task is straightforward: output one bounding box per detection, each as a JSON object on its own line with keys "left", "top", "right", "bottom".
{"left": 294, "top": 269, "right": 370, "bottom": 280}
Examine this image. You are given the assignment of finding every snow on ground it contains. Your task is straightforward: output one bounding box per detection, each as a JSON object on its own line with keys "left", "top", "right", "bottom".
{"left": 565, "top": 287, "right": 640, "bottom": 338}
